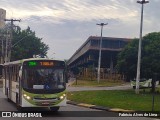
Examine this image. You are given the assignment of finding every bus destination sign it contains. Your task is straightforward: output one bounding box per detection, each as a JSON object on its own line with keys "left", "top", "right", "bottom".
{"left": 28, "top": 61, "right": 54, "bottom": 67}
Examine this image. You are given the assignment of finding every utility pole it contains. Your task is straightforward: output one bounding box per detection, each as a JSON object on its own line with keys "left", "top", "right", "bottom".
{"left": 136, "top": 0, "right": 149, "bottom": 94}
{"left": 4, "top": 19, "right": 21, "bottom": 62}
{"left": 96, "top": 23, "right": 107, "bottom": 83}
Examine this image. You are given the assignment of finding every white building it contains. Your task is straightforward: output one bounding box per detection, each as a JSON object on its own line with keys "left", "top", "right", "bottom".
{"left": 0, "top": 8, "right": 6, "bottom": 28}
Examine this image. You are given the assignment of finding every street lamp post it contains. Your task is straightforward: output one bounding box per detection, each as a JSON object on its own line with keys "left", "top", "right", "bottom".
{"left": 96, "top": 23, "right": 107, "bottom": 83}
{"left": 136, "top": 0, "right": 149, "bottom": 94}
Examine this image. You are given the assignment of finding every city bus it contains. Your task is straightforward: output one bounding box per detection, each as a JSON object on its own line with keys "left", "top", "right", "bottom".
{"left": 2, "top": 58, "right": 67, "bottom": 111}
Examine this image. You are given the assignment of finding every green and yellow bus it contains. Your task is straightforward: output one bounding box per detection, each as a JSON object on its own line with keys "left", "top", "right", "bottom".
{"left": 2, "top": 58, "right": 67, "bottom": 111}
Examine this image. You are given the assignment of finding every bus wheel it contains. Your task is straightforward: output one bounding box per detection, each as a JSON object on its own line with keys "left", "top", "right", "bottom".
{"left": 6, "top": 89, "right": 11, "bottom": 102}
{"left": 7, "top": 98, "right": 11, "bottom": 102}
{"left": 16, "top": 105, "right": 23, "bottom": 111}
{"left": 49, "top": 107, "right": 60, "bottom": 111}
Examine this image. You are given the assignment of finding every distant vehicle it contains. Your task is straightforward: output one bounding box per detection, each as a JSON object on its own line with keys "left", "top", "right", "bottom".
{"left": 131, "top": 78, "right": 159, "bottom": 89}
{"left": 2, "top": 58, "right": 67, "bottom": 111}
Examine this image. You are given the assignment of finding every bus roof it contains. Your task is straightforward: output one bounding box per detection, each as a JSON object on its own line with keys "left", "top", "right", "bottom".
{"left": 3, "top": 58, "right": 64, "bottom": 66}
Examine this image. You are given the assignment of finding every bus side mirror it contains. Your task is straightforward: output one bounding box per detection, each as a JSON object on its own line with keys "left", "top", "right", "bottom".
{"left": 65, "top": 73, "right": 68, "bottom": 83}
{"left": 64, "top": 70, "right": 69, "bottom": 83}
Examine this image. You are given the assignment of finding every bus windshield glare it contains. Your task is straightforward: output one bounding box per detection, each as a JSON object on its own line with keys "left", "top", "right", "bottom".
{"left": 22, "top": 60, "right": 65, "bottom": 91}
{"left": 23, "top": 68, "right": 65, "bottom": 90}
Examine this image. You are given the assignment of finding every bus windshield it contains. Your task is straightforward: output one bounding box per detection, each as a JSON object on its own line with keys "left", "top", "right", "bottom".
{"left": 23, "top": 68, "right": 65, "bottom": 90}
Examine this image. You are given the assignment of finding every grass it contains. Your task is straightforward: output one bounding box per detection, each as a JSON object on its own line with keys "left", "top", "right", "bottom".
{"left": 67, "top": 87, "right": 160, "bottom": 111}
{"left": 72, "top": 79, "right": 126, "bottom": 87}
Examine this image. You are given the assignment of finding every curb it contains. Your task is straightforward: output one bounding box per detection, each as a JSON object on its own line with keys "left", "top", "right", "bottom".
{"left": 67, "top": 100, "right": 135, "bottom": 113}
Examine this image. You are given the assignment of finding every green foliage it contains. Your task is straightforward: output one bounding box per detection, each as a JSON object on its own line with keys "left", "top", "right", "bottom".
{"left": 117, "top": 32, "right": 160, "bottom": 81}
{"left": 11, "top": 27, "right": 49, "bottom": 61}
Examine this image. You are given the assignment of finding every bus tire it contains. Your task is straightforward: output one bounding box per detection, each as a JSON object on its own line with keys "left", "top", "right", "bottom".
{"left": 16, "top": 105, "right": 22, "bottom": 111}
{"left": 16, "top": 93, "right": 21, "bottom": 111}
{"left": 16, "top": 93, "right": 19, "bottom": 104}
{"left": 6, "top": 88, "right": 10, "bottom": 102}
{"left": 49, "top": 107, "right": 60, "bottom": 111}
{"left": 7, "top": 98, "right": 11, "bottom": 102}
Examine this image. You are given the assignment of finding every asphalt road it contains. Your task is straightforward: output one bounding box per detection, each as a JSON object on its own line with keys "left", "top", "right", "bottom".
{"left": 0, "top": 87, "right": 157, "bottom": 120}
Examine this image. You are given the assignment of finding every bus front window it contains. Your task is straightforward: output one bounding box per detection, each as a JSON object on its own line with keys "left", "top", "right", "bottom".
{"left": 23, "top": 68, "right": 65, "bottom": 90}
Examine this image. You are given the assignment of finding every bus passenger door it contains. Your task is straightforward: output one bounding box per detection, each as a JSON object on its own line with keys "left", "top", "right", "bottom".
{"left": 8, "top": 66, "right": 12, "bottom": 100}
{"left": 18, "top": 66, "right": 23, "bottom": 106}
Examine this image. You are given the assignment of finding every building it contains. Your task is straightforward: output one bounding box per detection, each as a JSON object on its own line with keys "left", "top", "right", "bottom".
{"left": 67, "top": 36, "right": 132, "bottom": 79}
{"left": 0, "top": 8, "right": 6, "bottom": 64}
{"left": 0, "top": 8, "right": 6, "bottom": 28}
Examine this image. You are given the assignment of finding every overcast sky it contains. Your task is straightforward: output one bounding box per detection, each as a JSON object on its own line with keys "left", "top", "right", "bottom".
{"left": 0, "top": 0, "right": 160, "bottom": 60}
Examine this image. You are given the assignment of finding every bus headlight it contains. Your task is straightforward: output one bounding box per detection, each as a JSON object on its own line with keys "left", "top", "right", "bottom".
{"left": 60, "top": 96, "right": 64, "bottom": 100}
{"left": 23, "top": 94, "right": 31, "bottom": 100}
{"left": 26, "top": 96, "right": 31, "bottom": 100}
{"left": 60, "top": 94, "right": 66, "bottom": 100}
{"left": 23, "top": 94, "right": 27, "bottom": 97}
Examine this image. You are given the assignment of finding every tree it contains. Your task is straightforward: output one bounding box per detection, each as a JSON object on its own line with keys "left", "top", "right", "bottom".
{"left": 142, "top": 32, "right": 160, "bottom": 78}
{"left": 116, "top": 32, "right": 160, "bottom": 81}
{"left": 116, "top": 38, "right": 138, "bottom": 81}
{"left": 11, "top": 26, "right": 49, "bottom": 61}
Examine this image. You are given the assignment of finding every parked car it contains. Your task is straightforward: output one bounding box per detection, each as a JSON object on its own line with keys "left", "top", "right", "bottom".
{"left": 131, "top": 78, "right": 159, "bottom": 89}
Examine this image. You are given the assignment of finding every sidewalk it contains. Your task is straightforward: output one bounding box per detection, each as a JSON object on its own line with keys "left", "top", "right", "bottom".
{"left": 66, "top": 84, "right": 131, "bottom": 92}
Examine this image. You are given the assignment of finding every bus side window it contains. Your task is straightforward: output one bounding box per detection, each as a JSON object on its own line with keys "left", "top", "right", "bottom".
{"left": 7, "top": 67, "right": 9, "bottom": 80}
{"left": 4, "top": 67, "right": 6, "bottom": 80}
{"left": 13, "top": 66, "right": 16, "bottom": 82}
{"left": 15, "top": 65, "right": 19, "bottom": 82}
{"left": 0, "top": 65, "right": 2, "bottom": 78}
{"left": 2, "top": 67, "right": 4, "bottom": 79}
{"left": 10, "top": 66, "right": 12, "bottom": 81}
